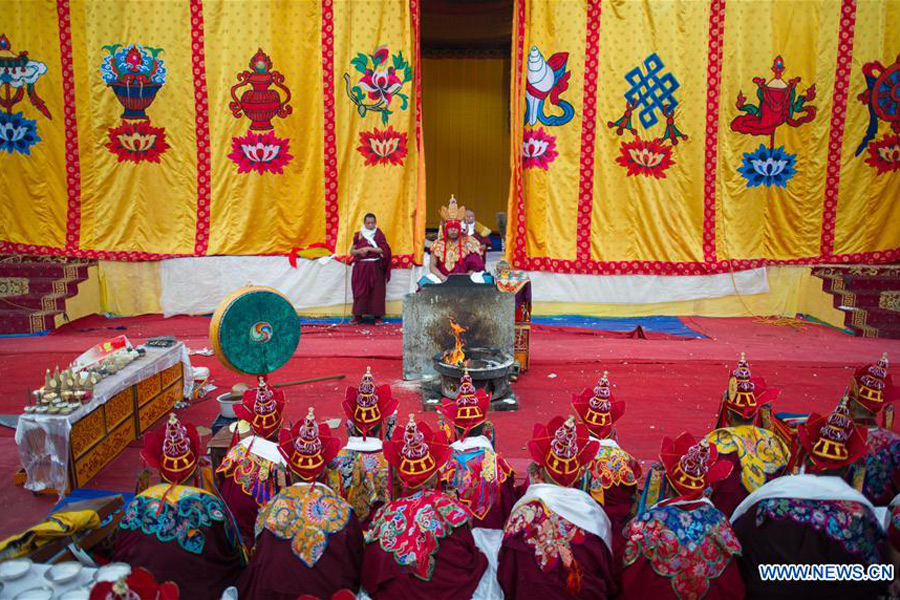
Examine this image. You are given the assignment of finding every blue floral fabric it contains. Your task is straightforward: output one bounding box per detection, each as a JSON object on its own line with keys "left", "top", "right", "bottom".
{"left": 120, "top": 491, "right": 236, "bottom": 555}
{"left": 754, "top": 498, "right": 884, "bottom": 565}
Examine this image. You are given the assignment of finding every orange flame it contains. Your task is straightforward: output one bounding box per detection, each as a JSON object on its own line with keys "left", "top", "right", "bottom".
{"left": 444, "top": 318, "right": 467, "bottom": 365}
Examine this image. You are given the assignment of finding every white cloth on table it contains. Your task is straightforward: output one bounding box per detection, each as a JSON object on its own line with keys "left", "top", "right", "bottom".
{"left": 15, "top": 344, "right": 191, "bottom": 494}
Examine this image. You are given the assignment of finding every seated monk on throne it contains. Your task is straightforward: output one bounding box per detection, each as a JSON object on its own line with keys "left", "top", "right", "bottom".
{"left": 429, "top": 196, "right": 485, "bottom": 282}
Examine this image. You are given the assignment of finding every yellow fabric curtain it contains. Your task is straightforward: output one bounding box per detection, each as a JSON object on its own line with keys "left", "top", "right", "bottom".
{"left": 506, "top": 0, "right": 900, "bottom": 274}
{"left": 422, "top": 57, "right": 510, "bottom": 229}
{"left": 0, "top": 0, "right": 424, "bottom": 264}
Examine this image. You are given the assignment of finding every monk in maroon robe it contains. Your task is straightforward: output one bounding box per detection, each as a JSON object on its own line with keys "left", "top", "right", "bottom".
{"left": 362, "top": 415, "right": 487, "bottom": 600}
{"left": 620, "top": 433, "right": 744, "bottom": 600}
{"left": 498, "top": 416, "right": 616, "bottom": 600}
{"left": 429, "top": 196, "right": 485, "bottom": 281}
{"left": 216, "top": 377, "right": 288, "bottom": 549}
{"left": 845, "top": 353, "right": 900, "bottom": 505}
{"left": 464, "top": 208, "right": 491, "bottom": 261}
{"left": 114, "top": 414, "right": 245, "bottom": 600}
{"left": 731, "top": 397, "right": 889, "bottom": 599}
{"left": 350, "top": 213, "right": 391, "bottom": 323}
{"left": 238, "top": 407, "right": 364, "bottom": 599}
{"left": 703, "top": 353, "right": 790, "bottom": 517}
{"left": 438, "top": 369, "right": 516, "bottom": 529}
{"left": 327, "top": 367, "right": 397, "bottom": 526}
{"left": 571, "top": 371, "right": 641, "bottom": 582}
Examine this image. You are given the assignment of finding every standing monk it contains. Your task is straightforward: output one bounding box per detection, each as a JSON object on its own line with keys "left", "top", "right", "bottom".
{"left": 350, "top": 213, "right": 391, "bottom": 324}
{"left": 429, "top": 196, "right": 485, "bottom": 281}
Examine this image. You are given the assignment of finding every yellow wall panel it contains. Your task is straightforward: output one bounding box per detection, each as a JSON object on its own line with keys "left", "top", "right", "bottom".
{"left": 520, "top": 0, "right": 586, "bottom": 261}
{"left": 70, "top": 0, "right": 198, "bottom": 254}
{"left": 332, "top": 0, "right": 421, "bottom": 258}
{"left": 0, "top": 0, "right": 68, "bottom": 248}
{"left": 832, "top": 0, "right": 900, "bottom": 255}
{"left": 591, "top": 0, "right": 708, "bottom": 263}
{"left": 204, "top": 0, "right": 325, "bottom": 256}
{"left": 716, "top": 0, "right": 840, "bottom": 260}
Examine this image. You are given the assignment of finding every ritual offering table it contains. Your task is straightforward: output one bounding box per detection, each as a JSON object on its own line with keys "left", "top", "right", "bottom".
{"left": 15, "top": 343, "right": 191, "bottom": 493}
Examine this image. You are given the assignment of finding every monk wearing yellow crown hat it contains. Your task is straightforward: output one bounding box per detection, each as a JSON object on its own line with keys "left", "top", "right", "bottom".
{"left": 844, "top": 352, "right": 900, "bottom": 505}
{"left": 499, "top": 416, "right": 615, "bottom": 599}
{"left": 238, "top": 408, "right": 363, "bottom": 599}
{"left": 326, "top": 367, "right": 397, "bottom": 525}
{"left": 731, "top": 395, "right": 890, "bottom": 599}
{"left": 571, "top": 372, "right": 641, "bottom": 533}
{"left": 115, "top": 414, "right": 244, "bottom": 600}
{"left": 620, "top": 432, "right": 743, "bottom": 600}
{"left": 216, "top": 376, "right": 289, "bottom": 548}
{"left": 428, "top": 195, "right": 486, "bottom": 281}
{"left": 438, "top": 369, "right": 516, "bottom": 529}
{"left": 362, "top": 415, "right": 487, "bottom": 600}
{"left": 702, "top": 353, "right": 790, "bottom": 517}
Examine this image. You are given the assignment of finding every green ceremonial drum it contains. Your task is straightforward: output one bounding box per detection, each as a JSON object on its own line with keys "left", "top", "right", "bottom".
{"left": 210, "top": 286, "right": 301, "bottom": 375}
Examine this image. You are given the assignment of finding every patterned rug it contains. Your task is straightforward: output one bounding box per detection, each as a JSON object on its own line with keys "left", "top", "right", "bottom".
{"left": 813, "top": 266, "right": 900, "bottom": 339}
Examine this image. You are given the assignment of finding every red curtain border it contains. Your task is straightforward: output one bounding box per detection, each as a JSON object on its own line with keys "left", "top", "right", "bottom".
{"left": 190, "top": 0, "right": 211, "bottom": 255}
{"left": 574, "top": 0, "right": 602, "bottom": 262}
{"left": 819, "top": 0, "right": 857, "bottom": 256}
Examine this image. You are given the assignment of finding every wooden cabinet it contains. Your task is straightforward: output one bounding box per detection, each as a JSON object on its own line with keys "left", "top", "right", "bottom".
{"left": 68, "top": 366, "right": 184, "bottom": 489}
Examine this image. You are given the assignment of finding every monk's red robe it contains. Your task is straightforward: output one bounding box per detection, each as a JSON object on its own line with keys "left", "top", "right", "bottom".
{"left": 351, "top": 229, "right": 391, "bottom": 318}
{"left": 114, "top": 485, "right": 244, "bottom": 600}
{"left": 730, "top": 475, "right": 888, "bottom": 600}
{"left": 362, "top": 489, "right": 486, "bottom": 600}
{"left": 237, "top": 483, "right": 363, "bottom": 599}
{"left": 430, "top": 234, "right": 485, "bottom": 277}
{"left": 498, "top": 483, "right": 616, "bottom": 600}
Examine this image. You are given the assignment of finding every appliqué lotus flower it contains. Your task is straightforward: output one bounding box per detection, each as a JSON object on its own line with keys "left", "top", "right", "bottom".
{"left": 865, "top": 135, "right": 900, "bottom": 174}
{"left": 105, "top": 120, "right": 169, "bottom": 163}
{"left": 345, "top": 47, "right": 413, "bottom": 125}
{"left": 616, "top": 138, "right": 673, "bottom": 178}
{"left": 522, "top": 128, "right": 558, "bottom": 170}
{"left": 0, "top": 111, "right": 40, "bottom": 154}
{"left": 738, "top": 144, "right": 797, "bottom": 187}
{"left": 357, "top": 126, "right": 408, "bottom": 166}
{"left": 228, "top": 131, "right": 293, "bottom": 175}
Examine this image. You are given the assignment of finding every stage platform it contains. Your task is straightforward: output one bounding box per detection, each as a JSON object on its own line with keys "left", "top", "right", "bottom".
{"left": 1, "top": 313, "right": 898, "bottom": 540}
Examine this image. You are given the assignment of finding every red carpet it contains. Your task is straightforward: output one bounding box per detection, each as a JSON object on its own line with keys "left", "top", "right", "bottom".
{"left": 1, "top": 313, "right": 899, "bottom": 540}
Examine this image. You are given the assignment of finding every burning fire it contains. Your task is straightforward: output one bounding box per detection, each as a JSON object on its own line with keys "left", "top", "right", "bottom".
{"left": 444, "top": 318, "right": 468, "bottom": 366}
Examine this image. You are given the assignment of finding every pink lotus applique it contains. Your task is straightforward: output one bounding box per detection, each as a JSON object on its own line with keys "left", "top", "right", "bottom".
{"left": 105, "top": 121, "right": 169, "bottom": 163}
{"left": 228, "top": 131, "right": 293, "bottom": 175}
{"left": 616, "top": 138, "right": 674, "bottom": 178}
{"left": 522, "top": 128, "right": 558, "bottom": 170}
{"left": 357, "top": 126, "right": 408, "bottom": 166}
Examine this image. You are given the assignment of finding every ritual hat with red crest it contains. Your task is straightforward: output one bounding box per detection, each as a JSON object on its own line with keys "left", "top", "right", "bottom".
{"left": 383, "top": 414, "right": 451, "bottom": 490}
{"left": 342, "top": 366, "right": 397, "bottom": 438}
{"left": 278, "top": 407, "right": 341, "bottom": 482}
{"left": 718, "top": 353, "right": 780, "bottom": 425}
{"left": 797, "top": 394, "right": 869, "bottom": 473}
{"left": 528, "top": 416, "right": 599, "bottom": 488}
{"left": 571, "top": 371, "right": 625, "bottom": 439}
{"left": 438, "top": 369, "right": 490, "bottom": 439}
{"left": 659, "top": 432, "right": 733, "bottom": 498}
{"left": 234, "top": 376, "right": 285, "bottom": 440}
{"left": 90, "top": 567, "right": 179, "bottom": 600}
{"left": 850, "top": 352, "right": 898, "bottom": 414}
{"left": 141, "top": 413, "right": 201, "bottom": 484}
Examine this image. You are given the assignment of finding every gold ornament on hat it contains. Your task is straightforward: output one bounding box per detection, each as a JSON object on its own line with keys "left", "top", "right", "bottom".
{"left": 439, "top": 194, "right": 466, "bottom": 222}
{"left": 812, "top": 393, "right": 853, "bottom": 461}
{"left": 727, "top": 352, "right": 757, "bottom": 409}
